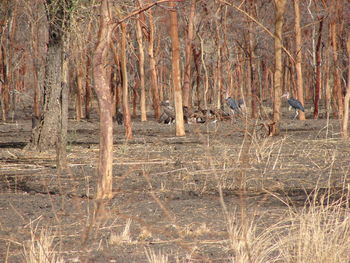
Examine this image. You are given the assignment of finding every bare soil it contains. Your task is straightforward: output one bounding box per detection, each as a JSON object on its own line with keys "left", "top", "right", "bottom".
{"left": 1, "top": 107, "right": 350, "bottom": 262}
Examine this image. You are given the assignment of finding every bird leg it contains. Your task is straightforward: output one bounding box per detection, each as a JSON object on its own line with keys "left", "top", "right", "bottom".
{"left": 293, "top": 110, "right": 299, "bottom": 120}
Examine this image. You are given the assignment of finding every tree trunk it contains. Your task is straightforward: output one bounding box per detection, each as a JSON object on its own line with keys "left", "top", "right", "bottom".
{"left": 85, "top": 54, "right": 92, "bottom": 119}
{"left": 57, "top": 36, "right": 69, "bottom": 172}
{"left": 331, "top": 20, "right": 344, "bottom": 119}
{"left": 341, "top": 34, "right": 350, "bottom": 138}
{"left": 28, "top": 29, "right": 63, "bottom": 150}
{"left": 169, "top": 2, "right": 185, "bottom": 136}
{"left": 121, "top": 22, "right": 133, "bottom": 140}
{"left": 147, "top": 3, "right": 161, "bottom": 120}
{"left": 272, "top": 0, "right": 286, "bottom": 136}
{"left": 136, "top": 15, "right": 147, "bottom": 121}
{"left": 26, "top": 1, "right": 72, "bottom": 159}
{"left": 75, "top": 65, "right": 83, "bottom": 121}
{"left": 182, "top": 0, "right": 196, "bottom": 109}
{"left": 293, "top": 0, "right": 305, "bottom": 120}
{"left": 93, "top": 0, "right": 114, "bottom": 200}
{"left": 313, "top": 18, "right": 323, "bottom": 119}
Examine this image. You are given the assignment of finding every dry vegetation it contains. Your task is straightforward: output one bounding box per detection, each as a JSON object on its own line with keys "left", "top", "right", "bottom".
{"left": 1, "top": 113, "right": 350, "bottom": 262}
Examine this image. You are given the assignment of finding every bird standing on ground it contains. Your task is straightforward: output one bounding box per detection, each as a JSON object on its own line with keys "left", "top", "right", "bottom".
{"left": 226, "top": 97, "right": 244, "bottom": 115}
{"left": 281, "top": 92, "right": 304, "bottom": 119}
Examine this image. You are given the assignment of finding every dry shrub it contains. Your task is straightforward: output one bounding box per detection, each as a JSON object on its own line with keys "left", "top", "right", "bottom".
{"left": 226, "top": 197, "right": 350, "bottom": 263}
{"left": 23, "top": 227, "right": 63, "bottom": 263}
{"left": 144, "top": 248, "right": 169, "bottom": 263}
{"left": 278, "top": 201, "right": 350, "bottom": 263}
{"left": 109, "top": 219, "right": 133, "bottom": 245}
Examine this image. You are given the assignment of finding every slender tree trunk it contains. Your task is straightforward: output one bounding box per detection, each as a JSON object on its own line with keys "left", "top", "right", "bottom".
{"left": 57, "top": 35, "right": 69, "bottom": 172}
{"left": 147, "top": 4, "right": 161, "bottom": 120}
{"left": 331, "top": 19, "right": 344, "bottom": 118}
{"left": 182, "top": 0, "right": 196, "bottom": 109}
{"left": 325, "top": 35, "right": 331, "bottom": 119}
{"left": 76, "top": 65, "right": 83, "bottom": 121}
{"left": 293, "top": 0, "right": 305, "bottom": 120}
{"left": 0, "top": 45, "right": 9, "bottom": 121}
{"left": 341, "top": 35, "right": 350, "bottom": 138}
{"left": 247, "top": 0, "right": 257, "bottom": 118}
{"left": 169, "top": 2, "right": 185, "bottom": 136}
{"left": 198, "top": 34, "right": 209, "bottom": 110}
{"left": 313, "top": 18, "right": 323, "bottom": 119}
{"left": 93, "top": 0, "right": 114, "bottom": 200}
{"left": 121, "top": 22, "right": 132, "bottom": 140}
{"left": 136, "top": 15, "right": 147, "bottom": 121}
{"left": 272, "top": 0, "right": 286, "bottom": 136}
{"left": 192, "top": 47, "right": 201, "bottom": 107}
{"left": 85, "top": 54, "right": 92, "bottom": 119}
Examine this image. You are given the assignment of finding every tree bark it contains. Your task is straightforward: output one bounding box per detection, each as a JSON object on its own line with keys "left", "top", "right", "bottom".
{"left": 182, "top": 0, "right": 196, "bottom": 109}
{"left": 330, "top": 13, "right": 344, "bottom": 119}
{"left": 169, "top": 2, "right": 185, "bottom": 136}
{"left": 341, "top": 34, "right": 350, "bottom": 138}
{"left": 26, "top": 1, "right": 72, "bottom": 161}
{"left": 313, "top": 18, "right": 323, "bottom": 119}
{"left": 85, "top": 54, "right": 92, "bottom": 119}
{"left": 272, "top": 0, "right": 286, "bottom": 136}
{"left": 93, "top": 0, "right": 114, "bottom": 200}
{"left": 293, "top": 0, "right": 305, "bottom": 120}
{"left": 146, "top": 3, "right": 161, "bottom": 120}
{"left": 121, "top": 22, "right": 133, "bottom": 140}
{"left": 136, "top": 14, "right": 147, "bottom": 121}
{"left": 75, "top": 64, "right": 83, "bottom": 121}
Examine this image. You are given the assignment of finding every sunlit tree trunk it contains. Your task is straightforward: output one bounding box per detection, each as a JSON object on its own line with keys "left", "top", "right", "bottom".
{"left": 293, "top": 0, "right": 305, "bottom": 120}
{"left": 169, "top": 2, "right": 185, "bottom": 136}
{"left": 121, "top": 22, "right": 132, "bottom": 140}
{"left": 146, "top": 3, "right": 161, "bottom": 120}
{"left": 272, "top": 0, "right": 286, "bottom": 136}
{"left": 330, "top": 6, "right": 343, "bottom": 119}
{"left": 341, "top": 35, "right": 350, "bottom": 138}
{"left": 136, "top": 13, "right": 147, "bottom": 121}
{"left": 198, "top": 34, "right": 209, "bottom": 110}
{"left": 94, "top": 0, "right": 114, "bottom": 200}
{"left": 182, "top": 0, "right": 196, "bottom": 109}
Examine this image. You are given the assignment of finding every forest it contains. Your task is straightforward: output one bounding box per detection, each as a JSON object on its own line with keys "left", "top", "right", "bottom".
{"left": 1, "top": 0, "right": 350, "bottom": 262}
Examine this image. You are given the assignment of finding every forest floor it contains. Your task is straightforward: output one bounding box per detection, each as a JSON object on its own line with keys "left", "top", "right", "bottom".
{"left": 1, "top": 106, "right": 350, "bottom": 262}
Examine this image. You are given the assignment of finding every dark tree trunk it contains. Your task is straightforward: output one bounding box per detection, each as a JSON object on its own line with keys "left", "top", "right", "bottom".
{"left": 313, "top": 18, "right": 323, "bottom": 119}
{"left": 26, "top": 0, "right": 72, "bottom": 173}
{"left": 28, "top": 39, "right": 63, "bottom": 150}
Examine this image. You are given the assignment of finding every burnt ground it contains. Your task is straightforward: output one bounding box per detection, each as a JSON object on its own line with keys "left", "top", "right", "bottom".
{"left": 1, "top": 106, "right": 350, "bottom": 262}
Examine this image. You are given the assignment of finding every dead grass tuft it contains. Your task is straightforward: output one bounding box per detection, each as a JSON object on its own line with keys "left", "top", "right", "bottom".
{"left": 144, "top": 248, "right": 169, "bottom": 263}
{"left": 22, "top": 225, "right": 63, "bottom": 263}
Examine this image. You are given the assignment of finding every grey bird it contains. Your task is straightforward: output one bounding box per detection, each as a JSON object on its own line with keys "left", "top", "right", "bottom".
{"left": 226, "top": 97, "right": 244, "bottom": 115}
{"left": 281, "top": 92, "right": 304, "bottom": 119}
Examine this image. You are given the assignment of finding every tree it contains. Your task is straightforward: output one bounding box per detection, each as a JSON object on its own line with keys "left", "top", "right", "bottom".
{"left": 136, "top": 12, "right": 147, "bottom": 121}
{"left": 169, "top": 2, "right": 185, "bottom": 137}
{"left": 26, "top": 0, "right": 73, "bottom": 171}
{"left": 341, "top": 34, "right": 350, "bottom": 138}
{"left": 293, "top": 0, "right": 305, "bottom": 120}
{"left": 146, "top": 1, "right": 161, "bottom": 120}
{"left": 121, "top": 22, "right": 132, "bottom": 140}
{"left": 93, "top": 0, "right": 114, "bottom": 200}
{"left": 271, "top": 0, "right": 286, "bottom": 136}
{"left": 182, "top": 0, "right": 196, "bottom": 109}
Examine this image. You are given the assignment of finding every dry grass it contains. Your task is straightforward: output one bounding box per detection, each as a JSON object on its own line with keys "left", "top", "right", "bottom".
{"left": 144, "top": 248, "right": 169, "bottom": 263}
{"left": 109, "top": 219, "right": 133, "bottom": 245}
{"left": 22, "top": 224, "right": 63, "bottom": 263}
{"left": 225, "top": 194, "right": 350, "bottom": 263}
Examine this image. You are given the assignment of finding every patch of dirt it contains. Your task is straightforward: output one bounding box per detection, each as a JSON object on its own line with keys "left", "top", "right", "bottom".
{"left": 1, "top": 113, "right": 350, "bottom": 262}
